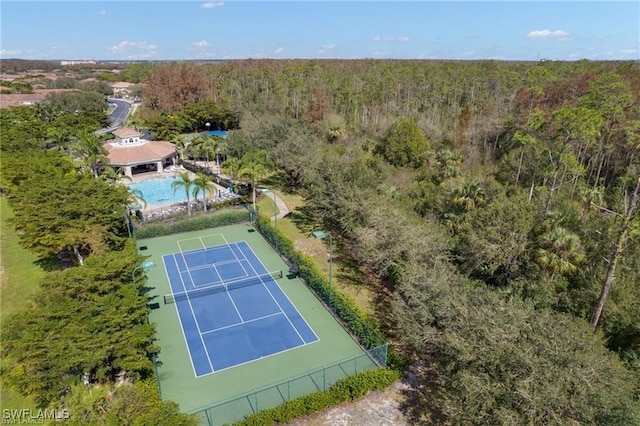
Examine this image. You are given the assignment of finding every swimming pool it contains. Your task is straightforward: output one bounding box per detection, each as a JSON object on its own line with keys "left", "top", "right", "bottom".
{"left": 129, "top": 176, "right": 188, "bottom": 207}
{"left": 205, "top": 130, "right": 228, "bottom": 137}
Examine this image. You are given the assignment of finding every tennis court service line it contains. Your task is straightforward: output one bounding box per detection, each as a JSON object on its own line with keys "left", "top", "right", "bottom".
{"left": 176, "top": 236, "right": 206, "bottom": 254}
{"left": 235, "top": 241, "right": 320, "bottom": 344}
{"left": 229, "top": 242, "right": 306, "bottom": 345}
{"left": 168, "top": 253, "right": 215, "bottom": 374}
{"left": 211, "top": 260, "right": 245, "bottom": 322}
{"left": 226, "top": 241, "right": 251, "bottom": 278}
{"left": 200, "top": 311, "right": 284, "bottom": 335}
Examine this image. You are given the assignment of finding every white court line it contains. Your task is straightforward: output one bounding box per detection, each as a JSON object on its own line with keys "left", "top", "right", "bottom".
{"left": 170, "top": 253, "right": 215, "bottom": 374}
{"left": 231, "top": 242, "right": 306, "bottom": 345}
{"left": 226, "top": 241, "right": 250, "bottom": 278}
{"left": 162, "top": 255, "right": 198, "bottom": 378}
{"left": 201, "top": 312, "right": 282, "bottom": 335}
{"left": 239, "top": 241, "right": 320, "bottom": 343}
{"left": 196, "top": 338, "right": 320, "bottom": 377}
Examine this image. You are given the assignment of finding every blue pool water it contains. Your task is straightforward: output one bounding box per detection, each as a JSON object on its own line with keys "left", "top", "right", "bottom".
{"left": 206, "top": 130, "right": 228, "bottom": 137}
{"left": 129, "top": 177, "right": 188, "bottom": 207}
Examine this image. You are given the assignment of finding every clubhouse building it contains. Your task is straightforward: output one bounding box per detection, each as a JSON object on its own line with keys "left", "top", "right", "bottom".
{"left": 103, "top": 128, "right": 177, "bottom": 178}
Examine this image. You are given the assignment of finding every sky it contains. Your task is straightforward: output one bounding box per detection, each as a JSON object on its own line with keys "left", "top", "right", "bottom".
{"left": 1, "top": 1, "right": 638, "bottom": 61}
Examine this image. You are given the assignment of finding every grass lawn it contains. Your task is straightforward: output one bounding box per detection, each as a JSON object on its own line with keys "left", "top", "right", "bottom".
{"left": 0, "top": 197, "right": 41, "bottom": 410}
{"left": 257, "top": 191, "right": 375, "bottom": 315}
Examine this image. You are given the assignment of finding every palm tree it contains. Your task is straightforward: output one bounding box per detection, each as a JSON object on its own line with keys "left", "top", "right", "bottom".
{"left": 128, "top": 188, "right": 147, "bottom": 210}
{"left": 46, "top": 126, "right": 71, "bottom": 152}
{"left": 452, "top": 181, "right": 486, "bottom": 212}
{"left": 221, "top": 157, "right": 242, "bottom": 182}
{"left": 239, "top": 162, "right": 267, "bottom": 210}
{"left": 172, "top": 172, "right": 194, "bottom": 215}
{"left": 74, "top": 131, "right": 108, "bottom": 178}
{"left": 172, "top": 135, "right": 189, "bottom": 163}
{"left": 201, "top": 135, "right": 218, "bottom": 172}
{"left": 435, "top": 149, "right": 463, "bottom": 181}
{"left": 191, "top": 173, "right": 216, "bottom": 212}
{"left": 99, "top": 166, "right": 130, "bottom": 184}
{"left": 188, "top": 136, "right": 206, "bottom": 167}
{"left": 536, "top": 227, "right": 586, "bottom": 277}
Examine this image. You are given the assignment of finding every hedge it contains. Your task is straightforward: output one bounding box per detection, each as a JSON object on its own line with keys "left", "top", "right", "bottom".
{"left": 136, "top": 209, "right": 250, "bottom": 239}
{"left": 235, "top": 369, "right": 401, "bottom": 425}
{"left": 254, "top": 216, "right": 387, "bottom": 354}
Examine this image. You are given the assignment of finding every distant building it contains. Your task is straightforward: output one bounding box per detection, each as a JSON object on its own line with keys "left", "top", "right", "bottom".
{"left": 60, "top": 60, "right": 96, "bottom": 66}
{"left": 103, "top": 128, "right": 176, "bottom": 177}
{"left": 110, "top": 82, "right": 134, "bottom": 98}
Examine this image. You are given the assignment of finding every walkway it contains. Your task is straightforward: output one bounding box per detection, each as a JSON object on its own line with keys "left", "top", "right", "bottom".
{"left": 273, "top": 192, "right": 289, "bottom": 220}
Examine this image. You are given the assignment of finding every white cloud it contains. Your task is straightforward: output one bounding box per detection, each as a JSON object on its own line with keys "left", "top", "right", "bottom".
{"left": 275, "top": 47, "right": 284, "bottom": 54}
{"left": 526, "top": 29, "right": 570, "bottom": 40}
{"left": 0, "top": 49, "right": 22, "bottom": 57}
{"left": 109, "top": 41, "right": 157, "bottom": 53}
{"left": 372, "top": 36, "right": 410, "bottom": 42}
{"left": 192, "top": 40, "right": 210, "bottom": 48}
{"left": 322, "top": 43, "right": 336, "bottom": 49}
{"left": 123, "top": 51, "right": 158, "bottom": 60}
{"left": 99, "top": 10, "right": 107, "bottom": 15}
{"left": 372, "top": 50, "right": 390, "bottom": 56}
{"left": 202, "top": 2, "right": 224, "bottom": 9}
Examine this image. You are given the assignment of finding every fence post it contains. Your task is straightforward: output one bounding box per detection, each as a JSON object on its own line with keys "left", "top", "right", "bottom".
{"left": 323, "top": 366, "right": 326, "bottom": 391}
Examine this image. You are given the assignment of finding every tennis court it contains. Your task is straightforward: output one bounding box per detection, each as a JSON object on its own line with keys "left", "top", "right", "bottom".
{"left": 141, "top": 223, "right": 380, "bottom": 422}
{"left": 162, "top": 235, "right": 319, "bottom": 376}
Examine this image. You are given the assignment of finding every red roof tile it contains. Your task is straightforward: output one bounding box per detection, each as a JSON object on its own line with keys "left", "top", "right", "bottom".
{"left": 104, "top": 140, "right": 176, "bottom": 166}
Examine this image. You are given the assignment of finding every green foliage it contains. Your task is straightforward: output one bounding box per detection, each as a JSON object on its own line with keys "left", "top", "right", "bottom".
{"left": 0, "top": 80, "right": 34, "bottom": 94}
{"left": 254, "top": 216, "right": 387, "bottom": 355}
{"left": 235, "top": 369, "right": 400, "bottom": 425}
{"left": 43, "top": 90, "right": 108, "bottom": 115}
{"left": 376, "top": 117, "right": 428, "bottom": 168}
{"left": 79, "top": 80, "right": 114, "bottom": 96}
{"left": 10, "top": 172, "right": 130, "bottom": 264}
{"left": 0, "top": 250, "right": 156, "bottom": 407}
{"left": 135, "top": 209, "right": 250, "bottom": 239}
{"left": 0, "top": 106, "right": 47, "bottom": 153}
{"left": 455, "top": 190, "right": 538, "bottom": 287}
{"left": 63, "top": 381, "right": 198, "bottom": 425}
{"left": 393, "top": 269, "right": 640, "bottom": 425}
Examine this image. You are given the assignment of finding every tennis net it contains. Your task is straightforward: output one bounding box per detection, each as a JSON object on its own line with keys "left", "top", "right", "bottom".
{"left": 163, "top": 270, "right": 283, "bottom": 304}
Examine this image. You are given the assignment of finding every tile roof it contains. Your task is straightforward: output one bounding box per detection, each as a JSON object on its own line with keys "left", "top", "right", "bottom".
{"left": 112, "top": 127, "right": 140, "bottom": 138}
{"left": 104, "top": 140, "right": 176, "bottom": 166}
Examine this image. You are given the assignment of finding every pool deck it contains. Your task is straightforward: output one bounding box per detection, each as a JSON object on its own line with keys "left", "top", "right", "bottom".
{"left": 125, "top": 170, "right": 239, "bottom": 217}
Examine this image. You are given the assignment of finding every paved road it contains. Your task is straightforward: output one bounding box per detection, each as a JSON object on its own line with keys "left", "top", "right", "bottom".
{"left": 107, "top": 98, "right": 131, "bottom": 128}
{"left": 95, "top": 98, "right": 132, "bottom": 135}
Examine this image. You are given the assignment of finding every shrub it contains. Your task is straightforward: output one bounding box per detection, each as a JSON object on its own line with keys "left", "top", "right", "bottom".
{"left": 136, "top": 209, "right": 249, "bottom": 239}
{"left": 235, "top": 369, "right": 400, "bottom": 425}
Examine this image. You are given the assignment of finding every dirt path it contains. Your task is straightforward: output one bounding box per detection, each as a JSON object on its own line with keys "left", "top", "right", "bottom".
{"left": 285, "top": 381, "right": 408, "bottom": 426}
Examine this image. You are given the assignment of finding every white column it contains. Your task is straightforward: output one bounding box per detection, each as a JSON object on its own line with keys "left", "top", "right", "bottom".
{"left": 157, "top": 161, "right": 163, "bottom": 173}
{"left": 125, "top": 166, "right": 133, "bottom": 178}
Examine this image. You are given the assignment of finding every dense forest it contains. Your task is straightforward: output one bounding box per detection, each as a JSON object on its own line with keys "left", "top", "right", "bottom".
{"left": 1, "top": 59, "right": 639, "bottom": 423}
{"left": 140, "top": 59, "right": 640, "bottom": 423}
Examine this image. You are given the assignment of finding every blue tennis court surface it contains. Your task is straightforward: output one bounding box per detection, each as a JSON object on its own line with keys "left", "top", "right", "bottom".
{"left": 162, "top": 241, "right": 319, "bottom": 377}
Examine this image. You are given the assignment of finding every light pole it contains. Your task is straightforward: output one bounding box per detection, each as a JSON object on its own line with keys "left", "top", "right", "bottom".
{"left": 216, "top": 147, "right": 221, "bottom": 175}
{"left": 312, "top": 231, "right": 332, "bottom": 309}
{"left": 132, "top": 260, "right": 156, "bottom": 284}
{"left": 205, "top": 122, "right": 210, "bottom": 134}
